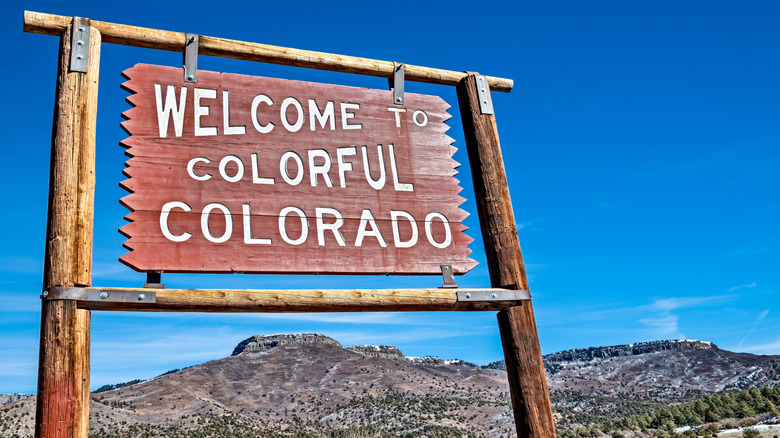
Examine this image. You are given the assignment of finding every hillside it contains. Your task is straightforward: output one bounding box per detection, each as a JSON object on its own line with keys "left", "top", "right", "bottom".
{"left": 1, "top": 336, "right": 778, "bottom": 437}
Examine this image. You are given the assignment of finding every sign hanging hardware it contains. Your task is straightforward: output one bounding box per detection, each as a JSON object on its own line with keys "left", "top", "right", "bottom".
{"left": 183, "top": 33, "right": 198, "bottom": 83}
{"left": 388, "top": 62, "right": 404, "bottom": 105}
{"left": 144, "top": 271, "right": 164, "bottom": 289}
{"left": 69, "top": 17, "right": 90, "bottom": 73}
{"left": 440, "top": 265, "right": 458, "bottom": 288}
{"left": 42, "top": 287, "right": 157, "bottom": 304}
{"left": 457, "top": 289, "right": 530, "bottom": 302}
{"left": 475, "top": 75, "right": 494, "bottom": 115}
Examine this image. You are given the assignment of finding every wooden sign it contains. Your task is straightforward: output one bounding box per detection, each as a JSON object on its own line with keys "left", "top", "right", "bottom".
{"left": 120, "top": 64, "right": 476, "bottom": 275}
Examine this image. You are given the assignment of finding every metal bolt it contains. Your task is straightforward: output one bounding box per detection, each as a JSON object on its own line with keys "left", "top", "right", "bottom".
{"left": 99, "top": 292, "right": 108, "bottom": 299}
{"left": 78, "top": 27, "right": 85, "bottom": 32}
{"left": 42, "top": 291, "right": 48, "bottom": 298}
{"left": 77, "top": 40, "right": 84, "bottom": 46}
{"left": 465, "top": 293, "right": 472, "bottom": 299}
{"left": 77, "top": 55, "right": 84, "bottom": 60}
{"left": 138, "top": 294, "right": 146, "bottom": 301}
{"left": 491, "top": 293, "right": 498, "bottom": 299}
{"left": 187, "top": 74, "right": 195, "bottom": 80}
{"left": 396, "top": 97, "right": 402, "bottom": 103}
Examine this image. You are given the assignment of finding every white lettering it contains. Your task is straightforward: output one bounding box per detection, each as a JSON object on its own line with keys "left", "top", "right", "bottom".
{"left": 362, "top": 145, "right": 386, "bottom": 190}
{"left": 219, "top": 155, "right": 244, "bottom": 183}
{"left": 390, "top": 210, "right": 418, "bottom": 248}
{"left": 278, "top": 206, "right": 308, "bottom": 245}
{"left": 201, "top": 203, "right": 233, "bottom": 243}
{"left": 194, "top": 88, "right": 218, "bottom": 136}
{"left": 160, "top": 201, "right": 192, "bottom": 242}
{"left": 280, "top": 152, "right": 304, "bottom": 186}
{"left": 355, "top": 210, "right": 387, "bottom": 247}
{"left": 336, "top": 146, "right": 357, "bottom": 188}
{"left": 387, "top": 107, "right": 406, "bottom": 128}
{"left": 308, "top": 149, "right": 333, "bottom": 187}
{"left": 389, "top": 144, "right": 413, "bottom": 192}
{"left": 309, "top": 100, "right": 336, "bottom": 131}
{"left": 242, "top": 204, "right": 271, "bottom": 245}
{"left": 251, "top": 94, "right": 274, "bottom": 133}
{"left": 281, "top": 97, "right": 304, "bottom": 132}
{"left": 251, "top": 153, "right": 275, "bottom": 185}
{"left": 315, "top": 207, "right": 345, "bottom": 246}
{"left": 154, "top": 84, "right": 187, "bottom": 138}
{"left": 187, "top": 157, "right": 212, "bottom": 181}
{"left": 341, "top": 103, "right": 362, "bottom": 130}
{"left": 412, "top": 110, "right": 428, "bottom": 127}
{"left": 222, "top": 90, "right": 246, "bottom": 135}
{"left": 425, "top": 212, "right": 452, "bottom": 249}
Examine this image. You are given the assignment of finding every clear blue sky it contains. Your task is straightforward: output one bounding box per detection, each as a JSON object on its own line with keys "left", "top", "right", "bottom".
{"left": 2, "top": 0, "right": 779, "bottom": 394}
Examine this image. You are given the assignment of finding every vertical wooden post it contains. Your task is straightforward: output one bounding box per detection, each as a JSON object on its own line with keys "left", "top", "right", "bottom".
{"left": 36, "top": 18, "right": 100, "bottom": 438}
{"left": 456, "top": 74, "right": 556, "bottom": 438}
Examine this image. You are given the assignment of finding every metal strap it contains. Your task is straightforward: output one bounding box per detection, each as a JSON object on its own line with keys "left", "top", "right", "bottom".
{"left": 440, "top": 265, "right": 458, "bottom": 288}
{"left": 43, "top": 287, "right": 156, "bottom": 304}
{"left": 457, "top": 289, "right": 530, "bottom": 302}
{"left": 184, "top": 33, "right": 198, "bottom": 83}
{"left": 69, "top": 17, "right": 90, "bottom": 73}
{"left": 475, "top": 75, "right": 494, "bottom": 115}
{"left": 389, "top": 62, "right": 404, "bottom": 105}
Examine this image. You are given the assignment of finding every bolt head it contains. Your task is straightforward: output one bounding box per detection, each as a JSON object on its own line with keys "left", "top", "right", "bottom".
{"left": 42, "top": 291, "right": 48, "bottom": 298}
{"left": 491, "top": 293, "right": 498, "bottom": 299}
{"left": 465, "top": 293, "right": 472, "bottom": 299}
{"left": 138, "top": 294, "right": 146, "bottom": 301}
{"left": 187, "top": 74, "right": 195, "bottom": 80}
{"left": 99, "top": 292, "right": 108, "bottom": 299}
{"left": 77, "top": 40, "right": 84, "bottom": 45}
{"left": 78, "top": 27, "right": 85, "bottom": 32}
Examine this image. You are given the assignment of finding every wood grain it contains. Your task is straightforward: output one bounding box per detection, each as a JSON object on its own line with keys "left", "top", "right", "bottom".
{"left": 120, "top": 64, "right": 476, "bottom": 275}
{"left": 23, "top": 11, "right": 513, "bottom": 92}
{"left": 57, "top": 287, "right": 528, "bottom": 312}
{"left": 457, "top": 74, "right": 556, "bottom": 438}
{"left": 36, "top": 22, "right": 99, "bottom": 438}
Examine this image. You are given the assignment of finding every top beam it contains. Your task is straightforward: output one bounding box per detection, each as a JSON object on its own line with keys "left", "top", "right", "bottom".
{"left": 23, "top": 11, "right": 513, "bottom": 92}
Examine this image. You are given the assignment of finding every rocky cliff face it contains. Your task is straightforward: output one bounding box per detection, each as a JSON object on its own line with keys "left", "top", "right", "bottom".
{"left": 545, "top": 339, "right": 715, "bottom": 362}
{"left": 345, "top": 344, "right": 406, "bottom": 360}
{"left": 232, "top": 333, "right": 342, "bottom": 355}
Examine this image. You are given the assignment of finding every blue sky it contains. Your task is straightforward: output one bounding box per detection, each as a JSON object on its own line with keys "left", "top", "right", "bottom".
{"left": 2, "top": 0, "right": 779, "bottom": 394}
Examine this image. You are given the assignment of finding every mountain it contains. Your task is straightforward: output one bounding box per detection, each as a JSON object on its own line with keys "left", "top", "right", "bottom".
{"left": 1, "top": 336, "right": 778, "bottom": 437}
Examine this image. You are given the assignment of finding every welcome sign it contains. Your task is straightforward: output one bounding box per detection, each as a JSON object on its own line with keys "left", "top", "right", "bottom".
{"left": 119, "top": 64, "right": 476, "bottom": 275}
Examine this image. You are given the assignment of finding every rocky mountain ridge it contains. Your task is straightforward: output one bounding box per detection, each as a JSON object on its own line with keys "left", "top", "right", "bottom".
{"left": 2, "top": 335, "right": 778, "bottom": 437}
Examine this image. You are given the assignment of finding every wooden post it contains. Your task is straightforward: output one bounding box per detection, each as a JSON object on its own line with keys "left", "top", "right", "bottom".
{"left": 456, "top": 74, "right": 556, "bottom": 438}
{"left": 36, "top": 18, "right": 100, "bottom": 438}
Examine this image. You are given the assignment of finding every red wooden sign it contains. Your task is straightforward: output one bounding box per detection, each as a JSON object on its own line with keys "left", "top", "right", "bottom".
{"left": 119, "top": 64, "right": 476, "bottom": 275}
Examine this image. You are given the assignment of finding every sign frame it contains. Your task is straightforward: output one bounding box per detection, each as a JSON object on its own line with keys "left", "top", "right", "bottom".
{"left": 24, "top": 11, "right": 555, "bottom": 438}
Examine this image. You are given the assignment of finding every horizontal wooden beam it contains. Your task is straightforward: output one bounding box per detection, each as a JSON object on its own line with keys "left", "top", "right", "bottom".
{"left": 23, "top": 11, "right": 513, "bottom": 92}
{"left": 44, "top": 287, "right": 530, "bottom": 312}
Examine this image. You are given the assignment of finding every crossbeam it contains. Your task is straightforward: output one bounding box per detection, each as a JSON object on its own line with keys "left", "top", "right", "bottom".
{"left": 44, "top": 287, "right": 531, "bottom": 312}
{"left": 23, "top": 11, "right": 513, "bottom": 92}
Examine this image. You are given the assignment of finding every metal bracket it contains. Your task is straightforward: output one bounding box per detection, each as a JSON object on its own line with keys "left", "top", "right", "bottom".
{"left": 184, "top": 33, "right": 199, "bottom": 83}
{"left": 388, "top": 62, "right": 404, "bottom": 105}
{"left": 440, "top": 265, "right": 458, "bottom": 288}
{"left": 69, "top": 17, "right": 90, "bottom": 73}
{"left": 144, "top": 272, "right": 164, "bottom": 289}
{"left": 457, "top": 289, "right": 530, "bottom": 302}
{"left": 475, "top": 75, "right": 494, "bottom": 115}
{"left": 42, "top": 287, "right": 156, "bottom": 304}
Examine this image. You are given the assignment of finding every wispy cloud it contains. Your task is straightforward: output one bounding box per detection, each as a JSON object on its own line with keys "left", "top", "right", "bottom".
{"left": 736, "top": 309, "right": 770, "bottom": 350}
{"left": 639, "top": 314, "right": 684, "bottom": 339}
{"left": 728, "top": 282, "right": 757, "bottom": 292}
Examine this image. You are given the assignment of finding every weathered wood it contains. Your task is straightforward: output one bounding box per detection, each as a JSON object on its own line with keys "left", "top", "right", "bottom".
{"left": 36, "top": 22, "right": 100, "bottom": 438}
{"left": 457, "top": 74, "right": 556, "bottom": 438}
{"left": 23, "top": 11, "right": 513, "bottom": 92}
{"left": 46, "top": 287, "right": 529, "bottom": 312}
{"left": 36, "top": 300, "right": 90, "bottom": 438}
{"left": 119, "top": 64, "right": 475, "bottom": 275}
